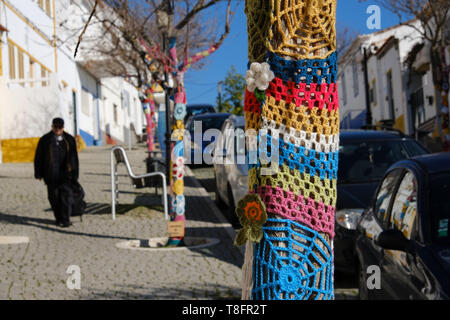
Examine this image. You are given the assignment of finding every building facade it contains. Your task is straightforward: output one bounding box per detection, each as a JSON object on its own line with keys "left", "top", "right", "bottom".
{"left": 338, "top": 19, "right": 449, "bottom": 145}
{"left": 0, "top": 0, "right": 145, "bottom": 163}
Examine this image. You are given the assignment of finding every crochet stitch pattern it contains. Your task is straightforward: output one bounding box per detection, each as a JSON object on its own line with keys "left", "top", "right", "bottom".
{"left": 268, "top": 0, "right": 336, "bottom": 60}
{"left": 267, "top": 79, "right": 338, "bottom": 112}
{"left": 256, "top": 185, "right": 335, "bottom": 237}
{"left": 243, "top": 0, "right": 338, "bottom": 301}
{"left": 252, "top": 218, "right": 334, "bottom": 300}
{"left": 263, "top": 96, "right": 339, "bottom": 136}
{"left": 256, "top": 165, "right": 337, "bottom": 207}
{"left": 261, "top": 119, "right": 340, "bottom": 153}
{"left": 252, "top": 132, "right": 338, "bottom": 180}
{"left": 268, "top": 51, "right": 337, "bottom": 84}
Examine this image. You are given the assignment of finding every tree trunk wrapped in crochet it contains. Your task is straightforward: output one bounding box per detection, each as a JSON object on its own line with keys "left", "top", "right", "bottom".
{"left": 239, "top": 0, "right": 338, "bottom": 300}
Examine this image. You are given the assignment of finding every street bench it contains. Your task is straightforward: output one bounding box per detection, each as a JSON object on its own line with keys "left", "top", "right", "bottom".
{"left": 110, "top": 146, "right": 168, "bottom": 221}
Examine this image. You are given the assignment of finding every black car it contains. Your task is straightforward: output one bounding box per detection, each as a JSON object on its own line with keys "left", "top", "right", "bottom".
{"left": 185, "top": 104, "right": 216, "bottom": 124}
{"left": 184, "top": 112, "right": 231, "bottom": 166}
{"left": 355, "top": 152, "right": 450, "bottom": 300}
{"left": 335, "top": 130, "right": 429, "bottom": 274}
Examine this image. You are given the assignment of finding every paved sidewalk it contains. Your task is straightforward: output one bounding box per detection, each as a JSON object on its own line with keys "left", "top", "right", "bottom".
{"left": 0, "top": 145, "right": 243, "bottom": 300}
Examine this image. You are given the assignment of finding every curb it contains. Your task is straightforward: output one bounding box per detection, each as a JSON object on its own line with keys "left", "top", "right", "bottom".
{"left": 184, "top": 165, "right": 245, "bottom": 257}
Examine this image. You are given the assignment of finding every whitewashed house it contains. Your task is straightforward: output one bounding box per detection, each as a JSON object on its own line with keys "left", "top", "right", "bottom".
{"left": 338, "top": 19, "right": 447, "bottom": 140}
{"left": 0, "top": 0, "right": 145, "bottom": 163}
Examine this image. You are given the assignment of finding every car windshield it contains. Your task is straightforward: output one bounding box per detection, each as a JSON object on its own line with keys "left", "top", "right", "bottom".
{"left": 429, "top": 173, "right": 450, "bottom": 245}
{"left": 338, "top": 139, "right": 427, "bottom": 184}
{"left": 187, "top": 106, "right": 215, "bottom": 117}
{"left": 190, "top": 116, "right": 229, "bottom": 134}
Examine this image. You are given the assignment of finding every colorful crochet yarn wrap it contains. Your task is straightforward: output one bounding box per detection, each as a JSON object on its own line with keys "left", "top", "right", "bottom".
{"left": 242, "top": 0, "right": 338, "bottom": 300}
{"left": 167, "top": 37, "right": 186, "bottom": 246}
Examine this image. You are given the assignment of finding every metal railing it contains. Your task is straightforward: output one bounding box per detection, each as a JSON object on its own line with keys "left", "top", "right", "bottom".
{"left": 110, "top": 146, "right": 168, "bottom": 221}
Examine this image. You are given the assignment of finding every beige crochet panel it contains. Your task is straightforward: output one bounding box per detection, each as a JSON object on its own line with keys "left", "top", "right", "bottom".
{"left": 246, "top": 0, "right": 337, "bottom": 62}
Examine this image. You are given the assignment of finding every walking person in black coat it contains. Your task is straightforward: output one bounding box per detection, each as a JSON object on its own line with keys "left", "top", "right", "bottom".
{"left": 34, "top": 118, "right": 79, "bottom": 228}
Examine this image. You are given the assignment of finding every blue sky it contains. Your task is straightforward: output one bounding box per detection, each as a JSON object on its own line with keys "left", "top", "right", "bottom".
{"left": 183, "top": 0, "right": 405, "bottom": 106}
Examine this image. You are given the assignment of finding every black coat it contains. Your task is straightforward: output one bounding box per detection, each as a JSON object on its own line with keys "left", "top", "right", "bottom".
{"left": 34, "top": 131, "right": 79, "bottom": 185}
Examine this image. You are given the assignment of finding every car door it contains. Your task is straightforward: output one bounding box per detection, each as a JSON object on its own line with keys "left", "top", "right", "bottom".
{"left": 379, "top": 170, "right": 425, "bottom": 300}
{"left": 357, "top": 168, "right": 403, "bottom": 299}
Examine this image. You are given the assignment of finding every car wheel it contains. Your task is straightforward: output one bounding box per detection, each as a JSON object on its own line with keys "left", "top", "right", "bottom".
{"left": 358, "top": 262, "right": 369, "bottom": 300}
{"left": 214, "top": 173, "right": 227, "bottom": 209}
{"left": 215, "top": 186, "right": 227, "bottom": 209}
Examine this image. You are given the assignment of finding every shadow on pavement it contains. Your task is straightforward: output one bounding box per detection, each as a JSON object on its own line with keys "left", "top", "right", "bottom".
{"left": 83, "top": 282, "right": 241, "bottom": 300}
{"left": 184, "top": 226, "right": 243, "bottom": 269}
{"left": 0, "top": 211, "right": 132, "bottom": 240}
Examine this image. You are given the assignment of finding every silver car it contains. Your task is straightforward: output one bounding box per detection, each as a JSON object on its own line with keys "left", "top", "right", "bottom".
{"left": 213, "top": 115, "right": 248, "bottom": 225}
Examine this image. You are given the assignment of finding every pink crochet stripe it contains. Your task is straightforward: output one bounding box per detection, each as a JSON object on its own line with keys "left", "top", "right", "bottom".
{"left": 267, "top": 77, "right": 338, "bottom": 112}
{"left": 254, "top": 185, "right": 335, "bottom": 238}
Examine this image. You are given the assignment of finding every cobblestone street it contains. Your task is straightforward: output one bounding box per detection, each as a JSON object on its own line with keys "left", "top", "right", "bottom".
{"left": 0, "top": 145, "right": 243, "bottom": 300}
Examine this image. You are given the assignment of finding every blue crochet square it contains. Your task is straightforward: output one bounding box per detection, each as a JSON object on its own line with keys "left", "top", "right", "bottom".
{"left": 252, "top": 218, "right": 334, "bottom": 300}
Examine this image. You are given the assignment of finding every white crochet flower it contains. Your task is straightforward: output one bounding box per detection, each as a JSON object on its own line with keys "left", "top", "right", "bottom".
{"left": 245, "top": 62, "right": 275, "bottom": 92}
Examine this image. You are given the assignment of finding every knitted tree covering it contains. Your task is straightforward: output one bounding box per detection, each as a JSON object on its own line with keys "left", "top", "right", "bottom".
{"left": 165, "top": 37, "right": 226, "bottom": 246}
{"left": 167, "top": 37, "right": 186, "bottom": 247}
{"left": 241, "top": 0, "right": 338, "bottom": 300}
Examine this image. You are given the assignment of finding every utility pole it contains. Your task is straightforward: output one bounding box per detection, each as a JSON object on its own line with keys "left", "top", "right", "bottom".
{"left": 363, "top": 47, "right": 373, "bottom": 127}
{"left": 217, "top": 81, "right": 223, "bottom": 112}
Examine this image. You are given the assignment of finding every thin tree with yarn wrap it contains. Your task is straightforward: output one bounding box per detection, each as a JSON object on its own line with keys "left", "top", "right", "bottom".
{"left": 238, "top": 0, "right": 339, "bottom": 300}
{"left": 68, "top": 0, "right": 235, "bottom": 246}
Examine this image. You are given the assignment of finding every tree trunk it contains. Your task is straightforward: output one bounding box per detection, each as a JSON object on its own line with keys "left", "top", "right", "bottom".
{"left": 242, "top": 0, "right": 338, "bottom": 300}
{"left": 167, "top": 36, "right": 187, "bottom": 246}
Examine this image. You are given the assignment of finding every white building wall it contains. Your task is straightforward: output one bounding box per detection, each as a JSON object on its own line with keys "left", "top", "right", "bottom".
{"left": 338, "top": 20, "right": 425, "bottom": 135}
{"left": 0, "top": 0, "right": 145, "bottom": 162}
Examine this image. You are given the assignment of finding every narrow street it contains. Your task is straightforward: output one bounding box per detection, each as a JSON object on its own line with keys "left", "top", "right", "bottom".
{"left": 0, "top": 145, "right": 242, "bottom": 300}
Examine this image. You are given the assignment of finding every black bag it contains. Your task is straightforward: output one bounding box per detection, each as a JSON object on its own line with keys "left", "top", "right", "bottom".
{"left": 71, "top": 181, "right": 86, "bottom": 221}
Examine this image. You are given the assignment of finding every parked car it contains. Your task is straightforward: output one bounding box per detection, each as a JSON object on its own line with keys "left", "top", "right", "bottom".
{"left": 355, "top": 152, "right": 450, "bottom": 300}
{"left": 185, "top": 112, "right": 231, "bottom": 166}
{"left": 185, "top": 104, "right": 216, "bottom": 124}
{"left": 335, "top": 130, "right": 429, "bottom": 274}
{"left": 213, "top": 115, "right": 246, "bottom": 227}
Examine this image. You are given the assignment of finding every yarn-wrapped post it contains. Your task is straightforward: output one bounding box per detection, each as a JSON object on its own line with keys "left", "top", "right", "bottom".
{"left": 240, "top": 0, "right": 339, "bottom": 300}
{"left": 167, "top": 37, "right": 187, "bottom": 247}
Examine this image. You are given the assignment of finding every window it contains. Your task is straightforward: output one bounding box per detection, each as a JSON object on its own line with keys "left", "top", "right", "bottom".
{"left": 341, "top": 72, "right": 347, "bottom": 106}
{"left": 386, "top": 71, "right": 395, "bottom": 120}
{"left": 38, "top": 0, "right": 52, "bottom": 17}
{"left": 387, "top": 171, "right": 418, "bottom": 267}
{"left": 81, "top": 89, "right": 90, "bottom": 116}
{"left": 18, "top": 50, "right": 24, "bottom": 85}
{"left": 8, "top": 42, "right": 15, "bottom": 79}
{"left": 429, "top": 173, "right": 450, "bottom": 245}
{"left": 113, "top": 104, "right": 119, "bottom": 125}
{"left": 29, "top": 60, "right": 35, "bottom": 87}
{"left": 352, "top": 61, "right": 359, "bottom": 97}
{"left": 374, "top": 169, "right": 402, "bottom": 226}
{"left": 122, "top": 90, "right": 130, "bottom": 116}
{"left": 370, "top": 79, "right": 377, "bottom": 106}
{"left": 7, "top": 39, "right": 51, "bottom": 87}
{"left": 390, "top": 171, "right": 418, "bottom": 240}
{"left": 41, "top": 66, "right": 48, "bottom": 87}
{"left": 338, "top": 140, "right": 426, "bottom": 184}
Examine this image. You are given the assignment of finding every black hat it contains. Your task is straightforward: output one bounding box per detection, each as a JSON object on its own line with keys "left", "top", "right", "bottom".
{"left": 52, "top": 118, "right": 64, "bottom": 127}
